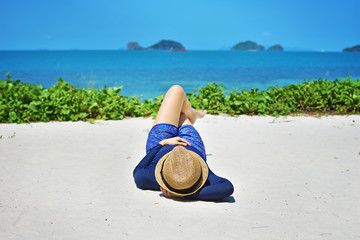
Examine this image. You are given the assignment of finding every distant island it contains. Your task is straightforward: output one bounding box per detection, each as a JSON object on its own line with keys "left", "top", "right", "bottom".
{"left": 342, "top": 45, "right": 360, "bottom": 52}
{"left": 148, "top": 40, "right": 186, "bottom": 51}
{"left": 126, "top": 40, "right": 360, "bottom": 52}
{"left": 267, "top": 44, "right": 284, "bottom": 51}
{"left": 127, "top": 40, "right": 187, "bottom": 51}
{"left": 231, "top": 41, "right": 265, "bottom": 51}
{"left": 127, "top": 42, "right": 143, "bottom": 50}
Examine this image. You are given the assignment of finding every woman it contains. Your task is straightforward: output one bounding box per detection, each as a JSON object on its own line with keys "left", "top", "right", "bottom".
{"left": 133, "top": 85, "right": 234, "bottom": 201}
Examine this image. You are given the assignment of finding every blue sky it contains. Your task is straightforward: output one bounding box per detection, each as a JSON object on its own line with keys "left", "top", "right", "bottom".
{"left": 1, "top": 0, "right": 359, "bottom": 51}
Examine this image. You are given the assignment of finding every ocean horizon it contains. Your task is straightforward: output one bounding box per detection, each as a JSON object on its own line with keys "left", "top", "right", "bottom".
{"left": 1, "top": 50, "right": 360, "bottom": 99}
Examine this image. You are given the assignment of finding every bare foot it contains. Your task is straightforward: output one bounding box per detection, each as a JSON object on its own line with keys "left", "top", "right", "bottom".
{"left": 196, "top": 109, "right": 207, "bottom": 119}
{"left": 189, "top": 109, "right": 207, "bottom": 125}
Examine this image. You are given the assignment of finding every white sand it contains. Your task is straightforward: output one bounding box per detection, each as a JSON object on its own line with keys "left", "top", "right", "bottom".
{"left": 0, "top": 115, "right": 360, "bottom": 239}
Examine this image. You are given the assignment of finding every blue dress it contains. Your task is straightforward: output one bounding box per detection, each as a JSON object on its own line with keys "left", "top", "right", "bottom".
{"left": 133, "top": 143, "right": 234, "bottom": 201}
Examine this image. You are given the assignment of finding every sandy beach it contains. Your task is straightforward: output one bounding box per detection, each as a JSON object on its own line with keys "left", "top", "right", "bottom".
{"left": 0, "top": 115, "right": 359, "bottom": 239}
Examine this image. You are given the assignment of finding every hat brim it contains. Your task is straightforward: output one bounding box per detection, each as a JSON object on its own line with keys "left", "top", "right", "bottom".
{"left": 155, "top": 148, "right": 209, "bottom": 197}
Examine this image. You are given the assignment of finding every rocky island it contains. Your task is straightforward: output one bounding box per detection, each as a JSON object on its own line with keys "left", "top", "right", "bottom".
{"left": 126, "top": 42, "right": 144, "bottom": 50}
{"left": 267, "top": 44, "right": 284, "bottom": 51}
{"left": 342, "top": 45, "right": 360, "bottom": 52}
{"left": 147, "top": 40, "right": 186, "bottom": 51}
{"left": 126, "top": 40, "right": 187, "bottom": 51}
{"left": 231, "top": 41, "right": 264, "bottom": 51}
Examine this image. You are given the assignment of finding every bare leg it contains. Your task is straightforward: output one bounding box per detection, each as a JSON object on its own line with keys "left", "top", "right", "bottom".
{"left": 179, "top": 113, "right": 199, "bottom": 127}
{"left": 178, "top": 113, "right": 189, "bottom": 127}
{"left": 153, "top": 85, "right": 206, "bottom": 127}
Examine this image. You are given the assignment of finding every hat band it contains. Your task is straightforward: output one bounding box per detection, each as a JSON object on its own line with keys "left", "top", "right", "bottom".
{"left": 160, "top": 161, "right": 203, "bottom": 195}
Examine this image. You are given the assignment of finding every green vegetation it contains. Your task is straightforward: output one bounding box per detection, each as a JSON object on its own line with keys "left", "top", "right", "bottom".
{"left": 1, "top": 73, "right": 360, "bottom": 123}
{"left": 187, "top": 77, "right": 360, "bottom": 116}
{"left": 0, "top": 73, "right": 162, "bottom": 123}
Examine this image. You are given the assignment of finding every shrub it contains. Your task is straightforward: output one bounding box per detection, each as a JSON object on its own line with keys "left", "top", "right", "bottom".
{"left": 1, "top": 73, "right": 359, "bottom": 123}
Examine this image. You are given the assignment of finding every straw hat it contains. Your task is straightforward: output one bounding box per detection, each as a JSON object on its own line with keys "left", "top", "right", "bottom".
{"left": 155, "top": 146, "right": 209, "bottom": 196}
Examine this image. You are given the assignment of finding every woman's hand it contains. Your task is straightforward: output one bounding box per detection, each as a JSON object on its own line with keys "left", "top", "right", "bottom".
{"left": 159, "top": 137, "right": 191, "bottom": 146}
{"left": 160, "top": 187, "right": 183, "bottom": 199}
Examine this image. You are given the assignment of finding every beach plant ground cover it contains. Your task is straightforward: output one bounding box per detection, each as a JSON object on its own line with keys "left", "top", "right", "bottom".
{"left": 1, "top": 73, "right": 359, "bottom": 123}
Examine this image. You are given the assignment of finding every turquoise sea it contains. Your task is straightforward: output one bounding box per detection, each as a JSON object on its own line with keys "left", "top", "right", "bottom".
{"left": 1, "top": 50, "right": 360, "bottom": 99}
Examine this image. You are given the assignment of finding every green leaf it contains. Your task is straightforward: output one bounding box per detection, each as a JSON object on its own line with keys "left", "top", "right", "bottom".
{"left": 202, "top": 99, "right": 209, "bottom": 106}
{"left": 107, "top": 88, "right": 114, "bottom": 96}
{"left": 0, "top": 81, "right": 6, "bottom": 88}
{"left": 29, "top": 102, "right": 39, "bottom": 112}
{"left": 9, "top": 111, "right": 17, "bottom": 120}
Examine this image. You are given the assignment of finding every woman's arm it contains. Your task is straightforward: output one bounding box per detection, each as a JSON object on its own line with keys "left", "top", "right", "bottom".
{"left": 133, "top": 137, "right": 191, "bottom": 190}
{"left": 185, "top": 170, "right": 234, "bottom": 201}
{"left": 133, "top": 144, "right": 163, "bottom": 190}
